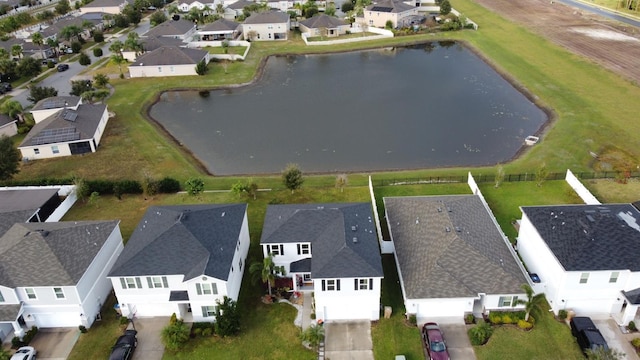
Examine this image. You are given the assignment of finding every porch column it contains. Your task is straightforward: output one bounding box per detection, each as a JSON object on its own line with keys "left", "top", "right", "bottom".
{"left": 11, "top": 321, "right": 24, "bottom": 339}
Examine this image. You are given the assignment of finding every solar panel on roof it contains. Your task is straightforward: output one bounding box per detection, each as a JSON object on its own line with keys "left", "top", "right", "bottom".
{"left": 63, "top": 111, "right": 78, "bottom": 122}
{"left": 41, "top": 99, "right": 67, "bottom": 109}
{"left": 31, "top": 127, "right": 79, "bottom": 145}
{"left": 371, "top": 6, "right": 393, "bottom": 11}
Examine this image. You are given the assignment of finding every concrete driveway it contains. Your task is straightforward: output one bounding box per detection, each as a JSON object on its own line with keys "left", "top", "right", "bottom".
{"left": 594, "top": 319, "right": 640, "bottom": 360}
{"left": 28, "top": 328, "right": 79, "bottom": 360}
{"left": 131, "top": 317, "right": 168, "bottom": 360}
{"left": 324, "top": 321, "right": 374, "bottom": 360}
{"left": 438, "top": 323, "right": 477, "bottom": 360}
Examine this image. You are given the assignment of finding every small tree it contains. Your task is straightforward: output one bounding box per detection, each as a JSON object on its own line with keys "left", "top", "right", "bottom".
{"left": 55, "top": 0, "right": 71, "bottom": 15}
{"left": 214, "top": 296, "right": 241, "bottom": 337}
{"left": 300, "top": 324, "right": 325, "bottom": 350}
{"left": 161, "top": 320, "right": 190, "bottom": 351}
{"left": 385, "top": 20, "right": 393, "bottom": 29}
{"left": 94, "top": 73, "right": 109, "bottom": 88}
{"left": 0, "top": 100, "right": 24, "bottom": 122}
{"left": 335, "top": 174, "right": 348, "bottom": 192}
{"left": 494, "top": 165, "right": 505, "bottom": 188}
{"left": 16, "top": 57, "right": 41, "bottom": 78}
{"left": 0, "top": 135, "right": 20, "bottom": 180}
{"left": 515, "top": 284, "right": 545, "bottom": 322}
{"left": 185, "top": 177, "right": 204, "bottom": 196}
{"left": 535, "top": 163, "right": 548, "bottom": 187}
{"left": 150, "top": 10, "right": 168, "bottom": 26}
{"left": 231, "top": 179, "right": 258, "bottom": 200}
{"left": 78, "top": 52, "right": 91, "bottom": 66}
{"left": 70, "top": 80, "right": 93, "bottom": 96}
{"left": 71, "top": 41, "right": 82, "bottom": 54}
{"left": 27, "top": 86, "right": 58, "bottom": 104}
{"left": 195, "top": 59, "right": 208, "bottom": 75}
{"left": 249, "top": 253, "right": 285, "bottom": 297}
{"left": 93, "top": 48, "right": 103, "bottom": 57}
{"left": 439, "top": 0, "right": 451, "bottom": 15}
{"left": 282, "top": 163, "right": 304, "bottom": 194}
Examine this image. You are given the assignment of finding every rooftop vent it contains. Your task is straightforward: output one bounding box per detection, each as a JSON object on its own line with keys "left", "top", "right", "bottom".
{"left": 455, "top": 227, "right": 461, "bottom": 232}
{"left": 221, "top": 212, "right": 225, "bottom": 217}
{"left": 352, "top": 237, "right": 358, "bottom": 243}
{"left": 445, "top": 227, "right": 451, "bottom": 232}
{"left": 437, "top": 207, "right": 442, "bottom": 212}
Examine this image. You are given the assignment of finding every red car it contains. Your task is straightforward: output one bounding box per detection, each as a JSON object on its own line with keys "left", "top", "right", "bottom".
{"left": 421, "top": 322, "right": 450, "bottom": 360}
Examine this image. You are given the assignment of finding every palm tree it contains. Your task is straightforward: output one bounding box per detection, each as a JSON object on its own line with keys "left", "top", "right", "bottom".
{"left": 10, "top": 44, "right": 22, "bottom": 60}
{"left": 31, "top": 32, "right": 45, "bottom": 60}
{"left": 46, "top": 37, "right": 59, "bottom": 57}
{"left": 249, "top": 253, "right": 285, "bottom": 297}
{"left": 300, "top": 324, "right": 325, "bottom": 350}
{"left": 0, "top": 100, "right": 24, "bottom": 122}
{"left": 123, "top": 32, "right": 143, "bottom": 55}
{"left": 516, "top": 284, "right": 545, "bottom": 321}
{"left": 0, "top": 48, "right": 9, "bottom": 60}
{"left": 109, "top": 40, "right": 126, "bottom": 77}
{"left": 60, "top": 25, "right": 83, "bottom": 42}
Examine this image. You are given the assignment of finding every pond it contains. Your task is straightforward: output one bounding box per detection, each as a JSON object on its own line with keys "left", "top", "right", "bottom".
{"left": 149, "top": 42, "right": 547, "bottom": 175}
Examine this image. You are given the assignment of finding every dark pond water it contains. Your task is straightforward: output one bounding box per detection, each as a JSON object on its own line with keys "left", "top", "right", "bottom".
{"left": 149, "top": 42, "right": 547, "bottom": 175}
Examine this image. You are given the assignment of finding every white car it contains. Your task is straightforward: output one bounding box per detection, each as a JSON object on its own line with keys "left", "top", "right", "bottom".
{"left": 11, "top": 346, "right": 36, "bottom": 360}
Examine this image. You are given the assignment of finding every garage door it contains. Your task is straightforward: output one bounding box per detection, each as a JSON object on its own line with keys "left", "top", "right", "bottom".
{"left": 34, "top": 312, "right": 80, "bottom": 328}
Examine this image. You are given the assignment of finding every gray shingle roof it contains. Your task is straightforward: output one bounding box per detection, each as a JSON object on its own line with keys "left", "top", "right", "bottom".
{"left": 141, "top": 36, "right": 184, "bottom": 52}
{"left": 0, "top": 189, "right": 60, "bottom": 236}
{"left": 108, "top": 204, "right": 247, "bottom": 282}
{"left": 299, "top": 14, "right": 348, "bottom": 29}
{"left": 623, "top": 288, "right": 640, "bottom": 305}
{"left": 0, "top": 114, "right": 16, "bottom": 128}
{"left": 31, "top": 96, "right": 81, "bottom": 112}
{"left": 261, "top": 203, "right": 382, "bottom": 279}
{"left": 0, "top": 304, "right": 22, "bottom": 322}
{"left": 82, "top": 0, "right": 129, "bottom": 8}
{"left": 521, "top": 204, "right": 640, "bottom": 272}
{"left": 243, "top": 11, "right": 289, "bottom": 25}
{"left": 366, "top": 0, "right": 415, "bottom": 13}
{"left": 0, "top": 221, "right": 120, "bottom": 287}
{"left": 200, "top": 18, "right": 240, "bottom": 32}
{"left": 384, "top": 195, "right": 527, "bottom": 299}
{"left": 20, "top": 104, "right": 107, "bottom": 148}
{"left": 144, "top": 19, "right": 195, "bottom": 37}
{"left": 131, "top": 46, "right": 207, "bottom": 66}
{"left": 228, "top": 0, "right": 253, "bottom": 10}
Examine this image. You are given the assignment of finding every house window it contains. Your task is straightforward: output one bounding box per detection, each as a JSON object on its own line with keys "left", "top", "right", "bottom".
{"left": 147, "top": 276, "right": 168, "bottom": 288}
{"left": 609, "top": 272, "right": 619, "bottom": 283}
{"left": 580, "top": 273, "right": 589, "bottom": 284}
{"left": 196, "top": 283, "right": 218, "bottom": 295}
{"left": 303, "top": 274, "right": 311, "bottom": 282}
{"left": 268, "top": 244, "right": 284, "bottom": 256}
{"left": 322, "top": 279, "right": 340, "bottom": 291}
{"left": 34, "top": 148, "right": 40, "bottom": 155}
{"left": 51, "top": 145, "right": 59, "bottom": 154}
{"left": 201, "top": 305, "right": 217, "bottom": 317}
{"left": 498, "top": 296, "right": 513, "bottom": 307}
{"left": 355, "top": 278, "right": 373, "bottom": 290}
{"left": 54, "top": 287, "right": 65, "bottom": 299}
{"left": 297, "top": 244, "right": 310, "bottom": 255}
{"left": 170, "top": 66, "right": 175, "bottom": 73}
{"left": 120, "top": 277, "right": 142, "bottom": 289}
{"left": 158, "top": 67, "right": 162, "bottom": 72}
{"left": 239, "top": 258, "right": 243, "bottom": 271}
{"left": 25, "top": 288, "right": 36, "bottom": 300}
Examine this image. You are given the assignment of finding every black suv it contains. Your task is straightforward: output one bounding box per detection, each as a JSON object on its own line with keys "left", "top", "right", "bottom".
{"left": 570, "top": 316, "right": 608, "bottom": 355}
{"left": 0, "top": 82, "right": 11, "bottom": 93}
{"left": 109, "top": 329, "right": 137, "bottom": 360}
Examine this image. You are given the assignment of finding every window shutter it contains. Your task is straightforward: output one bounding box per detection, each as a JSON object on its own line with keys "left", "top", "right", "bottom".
{"left": 201, "top": 306, "right": 207, "bottom": 317}
{"left": 280, "top": 244, "right": 284, "bottom": 255}
{"left": 212, "top": 283, "right": 218, "bottom": 295}
{"left": 322, "top": 280, "right": 326, "bottom": 291}
{"left": 196, "top": 283, "right": 202, "bottom": 295}
{"left": 135, "top": 277, "right": 142, "bottom": 288}
{"left": 297, "top": 244, "right": 301, "bottom": 255}
{"left": 354, "top": 279, "right": 358, "bottom": 291}
{"left": 147, "top": 277, "right": 153, "bottom": 288}
{"left": 337, "top": 279, "right": 341, "bottom": 291}
{"left": 120, "top": 278, "right": 126, "bottom": 289}
{"left": 162, "top": 277, "right": 168, "bottom": 288}
{"left": 369, "top": 278, "right": 373, "bottom": 290}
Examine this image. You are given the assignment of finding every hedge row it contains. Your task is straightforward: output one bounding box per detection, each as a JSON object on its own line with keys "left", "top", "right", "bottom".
{"left": 0, "top": 177, "right": 181, "bottom": 194}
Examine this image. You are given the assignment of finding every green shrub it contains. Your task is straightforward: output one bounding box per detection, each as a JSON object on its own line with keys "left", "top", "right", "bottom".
{"left": 630, "top": 321, "right": 637, "bottom": 332}
{"left": 47, "top": 61, "right": 55, "bottom": 68}
{"left": 558, "top": 309, "right": 568, "bottom": 321}
{"left": 157, "top": 177, "right": 181, "bottom": 193}
{"left": 202, "top": 328, "right": 213, "bottom": 336}
{"left": 161, "top": 320, "right": 189, "bottom": 351}
{"left": 408, "top": 314, "right": 417, "bottom": 326}
{"left": 193, "top": 328, "right": 202, "bottom": 337}
{"left": 464, "top": 313, "right": 475, "bottom": 324}
{"left": 502, "top": 314, "right": 513, "bottom": 324}
{"left": 11, "top": 336, "right": 24, "bottom": 349}
{"left": 169, "top": 313, "right": 177, "bottom": 325}
{"left": 488, "top": 312, "right": 502, "bottom": 325}
{"left": 468, "top": 320, "right": 493, "bottom": 346}
{"left": 78, "top": 325, "right": 87, "bottom": 333}
{"left": 517, "top": 320, "right": 533, "bottom": 330}
{"left": 119, "top": 317, "right": 129, "bottom": 325}
{"left": 631, "top": 337, "right": 640, "bottom": 349}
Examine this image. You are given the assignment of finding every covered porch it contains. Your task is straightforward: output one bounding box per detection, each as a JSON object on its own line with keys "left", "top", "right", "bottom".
{"left": 290, "top": 258, "right": 313, "bottom": 292}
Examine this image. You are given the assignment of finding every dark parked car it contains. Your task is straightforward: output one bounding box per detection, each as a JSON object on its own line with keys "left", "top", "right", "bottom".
{"left": 109, "top": 329, "right": 137, "bottom": 360}
{"left": 42, "top": 58, "right": 57, "bottom": 65}
{"left": 570, "top": 316, "right": 608, "bottom": 355}
{"left": 421, "top": 322, "right": 450, "bottom": 360}
{"left": 57, "top": 63, "right": 69, "bottom": 72}
{"left": 0, "top": 82, "right": 11, "bottom": 93}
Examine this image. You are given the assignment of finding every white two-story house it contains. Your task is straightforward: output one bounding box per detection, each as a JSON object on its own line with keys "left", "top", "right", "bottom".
{"left": 108, "top": 204, "right": 250, "bottom": 322}
{"left": 260, "top": 203, "right": 383, "bottom": 321}
{"left": 0, "top": 221, "right": 123, "bottom": 340}
{"left": 517, "top": 204, "right": 640, "bottom": 325}
{"left": 241, "top": 11, "right": 290, "bottom": 41}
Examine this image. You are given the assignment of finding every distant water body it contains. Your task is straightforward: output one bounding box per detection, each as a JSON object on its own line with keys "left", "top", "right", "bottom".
{"left": 149, "top": 42, "right": 547, "bottom": 175}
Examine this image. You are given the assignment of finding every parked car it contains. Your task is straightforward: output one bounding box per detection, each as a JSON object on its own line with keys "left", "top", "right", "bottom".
{"left": 57, "top": 64, "right": 69, "bottom": 72}
{"left": 109, "top": 329, "right": 137, "bottom": 360}
{"left": 11, "top": 346, "right": 37, "bottom": 360}
{"left": 42, "top": 58, "right": 58, "bottom": 65}
{"left": 0, "top": 82, "right": 11, "bottom": 94}
{"left": 570, "top": 316, "right": 609, "bottom": 355}
{"left": 421, "top": 322, "right": 450, "bottom": 360}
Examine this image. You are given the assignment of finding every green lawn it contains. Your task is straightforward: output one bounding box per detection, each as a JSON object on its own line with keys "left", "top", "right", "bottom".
{"left": 204, "top": 46, "right": 248, "bottom": 55}
{"left": 474, "top": 302, "right": 583, "bottom": 360}
{"left": 583, "top": 178, "right": 640, "bottom": 203}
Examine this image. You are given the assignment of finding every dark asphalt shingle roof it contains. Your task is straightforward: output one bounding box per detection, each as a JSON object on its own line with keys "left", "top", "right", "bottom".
{"left": 366, "top": 0, "right": 415, "bottom": 13}
{"left": 228, "top": 0, "right": 253, "bottom": 10}
{"left": 299, "top": 14, "right": 348, "bottom": 29}
{"left": 108, "top": 204, "right": 247, "bottom": 282}
{"left": 20, "top": 104, "right": 107, "bottom": 147}
{"left": 0, "top": 221, "right": 120, "bottom": 287}
{"left": 169, "top": 291, "right": 189, "bottom": 301}
{"left": 131, "top": 46, "right": 207, "bottom": 66}
{"left": 82, "top": 0, "right": 130, "bottom": 8}
{"left": 141, "top": 36, "right": 184, "bottom": 52}
{"left": 0, "top": 114, "right": 16, "bottom": 128}
{"left": 261, "top": 203, "right": 382, "bottom": 279}
{"left": 521, "top": 204, "right": 640, "bottom": 271}
{"left": 144, "top": 19, "right": 195, "bottom": 37}
{"left": 0, "top": 189, "right": 60, "bottom": 236}
{"left": 243, "top": 11, "right": 289, "bottom": 25}
{"left": 200, "top": 18, "right": 240, "bottom": 32}
{"left": 384, "top": 195, "right": 527, "bottom": 299}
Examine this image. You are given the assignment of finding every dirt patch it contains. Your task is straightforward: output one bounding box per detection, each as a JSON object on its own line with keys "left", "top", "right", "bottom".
{"left": 473, "top": 0, "right": 640, "bottom": 84}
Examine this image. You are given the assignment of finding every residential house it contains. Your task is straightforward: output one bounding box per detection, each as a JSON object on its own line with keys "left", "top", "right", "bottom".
{"left": 384, "top": 195, "right": 528, "bottom": 320}
{"left": 226, "top": 0, "right": 254, "bottom": 19}
{"left": 108, "top": 204, "right": 250, "bottom": 322}
{"left": 266, "top": 0, "right": 294, "bottom": 13}
{"left": 260, "top": 203, "right": 383, "bottom": 321}
{"left": 177, "top": 0, "right": 212, "bottom": 12}
{"left": 40, "top": 16, "right": 101, "bottom": 44}
{"left": 80, "top": 0, "right": 132, "bottom": 15}
{"left": 30, "top": 96, "right": 82, "bottom": 124}
{"left": 0, "top": 188, "right": 62, "bottom": 237}
{"left": 122, "top": 36, "right": 184, "bottom": 62}
{"left": 198, "top": 18, "right": 240, "bottom": 40}
{"left": 517, "top": 204, "right": 640, "bottom": 325}
{"left": 0, "top": 114, "right": 17, "bottom": 138}
{"left": 0, "top": 221, "right": 123, "bottom": 340}
{"left": 0, "top": 38, "right": 53, "bottom": 60}
{"left": 299, "top": 14, "right": 351, "bottom": 37}
{"left": 128, "top": 46, "right": 210, "bottom": 78}
{"left": 143, "top": 19, "right": 197, "bottom": 42}
{"left": 19, "top": 103, "right": 109, "bottom": 160}
{"left": 241, "top": 11, "right": 290, "bottom": 41}
{"left": 364, "top": 0, "right": 419, "bottom": 28}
